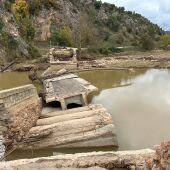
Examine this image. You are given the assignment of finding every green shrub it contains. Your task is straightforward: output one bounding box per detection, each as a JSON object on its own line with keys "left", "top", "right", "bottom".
{"left": 51, "top": 27, "right": 73, "bottom": 47}
{"left": 107, "top": 16, "right": 120, "bottom": 32}
{"left": 26, "top": 22, "right": 35, "bottom": 41}
{"left": 17, "top": 17, "right": 35, "bottom": 42}
{"left": 160, "top": 34, "right": 170, "bottom": 49}
{"left": 140, "top": 35, "right": 155, "bottom": 51}
{"left": 28, "top": 44, "right": 41, "bottom": 58}
{"left": 0, "top": 19, "right": 4, "bottom": 32}
{"left": 51, "top": 30, "right": 63, "bottom": 46}
{"left": 94, "top": 1, "right": 102, "bottom": 10}
{"left": 0, "top": 32, "right": 18, "bottom": 50}
{"left": 4, "top": 0, "right": 15, "bottom": 11}
{"left": 88, "top": 43, "right": 122, "bottom": 55}
{"left": 28, "top": 0, "right": 59, "bottom": 15}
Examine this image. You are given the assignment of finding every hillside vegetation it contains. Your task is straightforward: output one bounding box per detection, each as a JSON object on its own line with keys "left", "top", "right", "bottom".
{"left": 0, "top": 0, "right": 165, "bottom": 63}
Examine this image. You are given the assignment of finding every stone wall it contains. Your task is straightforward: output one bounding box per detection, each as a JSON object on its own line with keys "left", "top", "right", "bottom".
{"left": 0, "top": 103, "right": 9, "bottom": 160}
{"left": 0, "top": 84, "right": 38, "bottom": 108}
{"left": 0, "top": 85, "right": 42, "bottom": 152}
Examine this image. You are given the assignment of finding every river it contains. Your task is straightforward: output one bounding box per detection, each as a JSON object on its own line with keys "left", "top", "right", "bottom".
{"left": 0, "top": 69, "right": 170, "bottom": 159}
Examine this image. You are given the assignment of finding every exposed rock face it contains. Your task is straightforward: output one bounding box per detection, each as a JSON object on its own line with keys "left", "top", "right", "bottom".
{"left": 156, "top": 141, "right": 170, "bottom": 169}
{"left": 34, "top": 8, "right": 52, "bottom": 41}
{"left": 0, "top": 5, "right": 31, "bottom": 62}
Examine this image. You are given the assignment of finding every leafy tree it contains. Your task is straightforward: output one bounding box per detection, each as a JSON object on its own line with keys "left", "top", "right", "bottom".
{"left": 12, "top": 0, "right": 29, "bottom": 21}
{"left": 51, "top": 26, "right": 73, "bottom": 47}
{"left": 0, "top": 19, "right": 4, "bottom": 32}
{"left": 51, "top": 30, "right": 63, "bottom": 46}
{"left": 140, "top": 35, "right": 155, "bottom": 51}
{"left": 107, "top": 16, "right": 120, "bottom": 32}
{"left": 26, "top": 22, "right": 35, "bottom": 42}
{"left": 94, "top": 1, "right": 102, "bottom": 10}
{"left": 118, "top": 7, "right": 125, "bottom": 13}
{"left": 59, "top": 26, "right": 73, "bottom": 46}
{"left": 17, "top": 17, "right": 35, "bottom": 42}
{"left": 28, "top": 0, "right": 41, "bottom": 15}
{"left": 160, "top": 34, "right": 170, "bottom": 49}
{"left": 148, "top": 25, "right": 156, "bottom": 36}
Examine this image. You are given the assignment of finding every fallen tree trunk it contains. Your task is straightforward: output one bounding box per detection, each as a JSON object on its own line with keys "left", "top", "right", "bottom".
{"left": 0, "top": 149, "right": 156, "bottom": 170}
{"left": 0, "top": 62, "right": 15, "bottom": 72}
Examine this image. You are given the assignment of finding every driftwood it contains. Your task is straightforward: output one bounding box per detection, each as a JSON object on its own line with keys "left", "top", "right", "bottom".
{"left": 0, "top": 61, "right": 15, "bottom": 72}
{"left": 0, "top": 150, "right": 156, "bottom": 170}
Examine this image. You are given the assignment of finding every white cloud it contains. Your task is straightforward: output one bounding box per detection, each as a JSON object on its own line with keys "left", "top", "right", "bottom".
{"left": 102, "top": 0, "right": 170, "bottom": 30}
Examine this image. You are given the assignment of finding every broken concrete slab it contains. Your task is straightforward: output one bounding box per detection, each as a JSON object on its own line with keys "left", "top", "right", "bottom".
{"left": 17, "top": 104, "right": 118, "bottom": 149}
{"left": 0, "top": 149, "right": 156, "bottom": 170}
{"left": 43, "top": 73, "right": 98, "bottom": 110}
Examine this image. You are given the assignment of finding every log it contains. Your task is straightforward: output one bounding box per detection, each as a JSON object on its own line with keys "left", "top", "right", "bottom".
{"left": 0, "top": 149, "right": 156, "bottom": 170}
{"left": 0, "top": 61, "right": 15, "bottom": 72}
{"left": 37, "top": 108, "right": 106, "bottom": 126}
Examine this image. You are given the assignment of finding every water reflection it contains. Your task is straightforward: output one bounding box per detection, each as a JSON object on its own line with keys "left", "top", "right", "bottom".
{"left": 1, "top": 69, "right": 170, "bottom": 159}
{"left": 0, "top": 72, "right": 42, "bottom": 92}
{"left": 89, "top": 69, "right": 170, "bottom": 150}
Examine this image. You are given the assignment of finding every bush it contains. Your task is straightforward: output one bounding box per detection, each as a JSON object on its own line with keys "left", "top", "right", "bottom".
{"left": 107, "top": 16, "right": 120, "bottom": 32}
{"left": 160, "top": 34, "right": 170, "bottom": 49}
{"left": 94, "top": 1, "right": 102, "bottom": 10}
{"left": 140, "top": 35, "right": 155, "bottom": 51}
{"left": 26, "top": 23, "right": 35, "bottom": 41}
{"left": 0, "top": 19, "right": 4, "bottom": 32}
{"left": 0, "top": 32, "right": 18, "bottom": 50}
{"left": 17, "top": 17, "right": 35, "bottom": 42}
{"left": 0, "top": 31, "right": 19, "bottom": 61}
{"left": 12, "top": 0, "right": 29, "bottom": 21}
{"left": 28, "top": 44, "right": 41, "bottom": 58}
{"left": 51, "top": 27, "right": 73, "bottom": 47}
{"left": 88, "top": 43, "right": 122, "bottom": 55}
{"left": 28, "top": 0, "right": 59, "bottom": 14}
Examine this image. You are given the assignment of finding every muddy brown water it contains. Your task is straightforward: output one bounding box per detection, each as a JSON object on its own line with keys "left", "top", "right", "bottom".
{"left": 0, "top": 69, "right": 170, "bottom": 160}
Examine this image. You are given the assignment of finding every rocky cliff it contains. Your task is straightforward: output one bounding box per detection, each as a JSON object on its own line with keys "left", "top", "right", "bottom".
{"left": 0, "top": 0, "right": 164, "bottom": 63}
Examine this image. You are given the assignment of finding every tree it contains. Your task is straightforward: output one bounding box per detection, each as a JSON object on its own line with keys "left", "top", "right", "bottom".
{"left": 160, "top": 34, "right": 170, "bottom": 49}
{"left": 60, "top": 26, "right": 73, "bottom": 46}
{"left": 51, "top": 27, "right": 73, "bottom": 47}
{"left": 26, "top": 22, "right": 35, "bottom": 42}
{"left": 94, "top": 1, "right": 102, "bottom": 10}
{"left": 0, "top": 19, "right": 4, "bottom": 32}
{"left": 12, "top": 0, "right": 29, "bottom": 21}
{"left": 140, "top": 35, "right": 155, "bottom": 51}
{"left": 107, "top": 16, "right": 120, "bottom": 32}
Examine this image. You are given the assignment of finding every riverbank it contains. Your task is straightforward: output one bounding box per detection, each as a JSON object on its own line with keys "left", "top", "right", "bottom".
{"left": 1, "top": 141, "right": 170, "bottom": 169}
{"left": 8, "top": 50, "right": 170, "bottom": 72}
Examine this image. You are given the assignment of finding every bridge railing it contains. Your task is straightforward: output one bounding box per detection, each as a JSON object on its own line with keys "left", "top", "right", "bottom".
{"left": 0, "top": 84, "right": 38, "bottom": 108}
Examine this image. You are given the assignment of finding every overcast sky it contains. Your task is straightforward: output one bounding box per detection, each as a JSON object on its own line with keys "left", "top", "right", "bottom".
{"left": 102, "top": 0, "right": 170, "bottom": 31}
